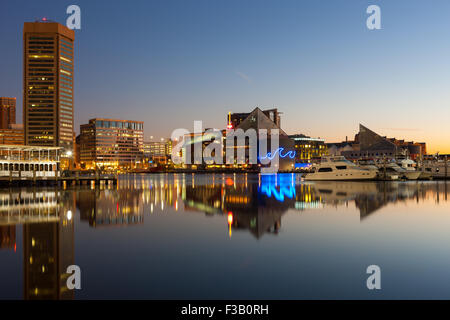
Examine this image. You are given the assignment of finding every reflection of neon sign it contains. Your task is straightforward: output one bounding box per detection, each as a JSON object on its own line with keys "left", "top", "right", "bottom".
{"left": 259, "top": 174, "right": 296, "bottom": 202}
{"left": 295, "top": 163, "right": 312, "bottom": 169}
{"left": 260, "top": 147, "right": 296, "bottom": 160}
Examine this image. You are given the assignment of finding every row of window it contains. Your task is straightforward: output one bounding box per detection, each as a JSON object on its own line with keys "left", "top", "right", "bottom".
{"left": 0, "top": 163, "right": 58, "bottom": 172}
{"left": 29, "top": 37, "right": 54, "bottom": 40}
{"left": 347, "top": 152, "right": 394, "bottom": 157}
{"left": 95, "top": 121, "right": 143, "bottom": 130}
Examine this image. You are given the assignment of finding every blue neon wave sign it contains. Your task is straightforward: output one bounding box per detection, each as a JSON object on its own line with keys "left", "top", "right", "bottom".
{"left": 260, "top": 147, "right": 296, "bottom": 160}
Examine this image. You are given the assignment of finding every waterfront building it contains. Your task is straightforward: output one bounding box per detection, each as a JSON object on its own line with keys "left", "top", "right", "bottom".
{"left": 79, "top": 118, "right": 144, "bottom": 169}
{"left": 142, "top": 139, "right": 173, "bottom": 165}
{"left": 182, "top": 107, "right": 295, "bottom": 171}
{"left": 0, "top": 124, "right": 24, "bottom": 145}
{"left": 0, "top": 144, "right": 60, "bottom": 178}
{"left": 327, "top": 124, "right": 427, "bottom": 160}
{"left": 23, "top": 20, "right": 75, "bottom": 160}
{"left": 228, "top": 107, "right": 295, "bottom": 171}
{"left": 0, "top": 97, "right": 16, "bottom": 129}
{"left": 326, "top": 141, "right": 354, "bottom": 157}
{"left": 288, "top": 134, "right": 327, "bottom": 166}
{"left": 143, "top": 141, "right": 165, "bottom": 156}
{"left": 181, "top": 129, "right": 226, "bottom": 169}
{"left": 74, "top": 134, "right": 80, "bottom": 168}
{"left": 227, "top": 108, "right": 281, "bottom": 130}
{"left": 165, "top": 139, "right": 173, "bottom": 158}
{"left": 0, "top": 97, "right": 24, "bottom": 145}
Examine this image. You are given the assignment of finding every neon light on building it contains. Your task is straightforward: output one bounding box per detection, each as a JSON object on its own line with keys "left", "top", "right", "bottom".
{"left": 260, "top": 147, "right": 296, "bottom": 160}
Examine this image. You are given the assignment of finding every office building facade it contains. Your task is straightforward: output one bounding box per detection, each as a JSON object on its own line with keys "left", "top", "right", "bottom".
{"left": 289, "top": 134, "right": 327, "bottom": 164}
{"left": 0, "top": 97, "right": 23, "bottom": 145}
{"left": 79, "top": 118, "right": 144, "bottom": 169}
{"left": 142, "top": 139, "right": 173, "bottom": 165}
{"left": 0, "top": 124, "right": 24, "bottom": 145}
{"left": 23, "top": 20, "right": 74, "bottom": 154}
{"left": 0, "top": 97, "right": 16, "bottom": 129}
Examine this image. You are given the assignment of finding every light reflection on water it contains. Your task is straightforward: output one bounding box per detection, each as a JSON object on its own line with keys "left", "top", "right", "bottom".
{"left": 1, "top": 173, "right": 450, "bottom": 299}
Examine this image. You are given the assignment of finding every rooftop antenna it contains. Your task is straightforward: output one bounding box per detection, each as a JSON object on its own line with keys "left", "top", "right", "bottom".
{"left": 35, "top": 17, "right": 56, "bottom": 23}
{"left": 226, "top": 111, "right": 233, "bottom": 129}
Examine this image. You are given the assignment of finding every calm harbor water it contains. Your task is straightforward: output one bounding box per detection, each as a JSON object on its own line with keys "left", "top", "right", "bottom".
{"left": 1, "top": 173, "right": 450, "bottom": 299}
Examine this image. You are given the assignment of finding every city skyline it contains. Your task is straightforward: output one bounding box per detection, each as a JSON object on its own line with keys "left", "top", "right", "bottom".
{"left": 3, "top": 0, "right": 450, "bottom": 306}
{"left": 2, "top": 1, "right": 450, "bottom": 153}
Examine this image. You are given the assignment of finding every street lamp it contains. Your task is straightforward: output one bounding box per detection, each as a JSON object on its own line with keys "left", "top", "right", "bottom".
{"left": 64, "top": 150, "right": 73, "bottom": 170}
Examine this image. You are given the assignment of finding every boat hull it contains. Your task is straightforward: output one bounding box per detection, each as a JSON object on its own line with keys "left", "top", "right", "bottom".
{"left": 418, "top": 171, "right": 433, "bottom": 180}
{"left": 304, "top": 170, "right": 377, "bottom": 181}
{"left": 402, "top": 171, "right": 421, "bottom": 180}
{"left": 376, "top": 172, "right": 399, "bottom": 181}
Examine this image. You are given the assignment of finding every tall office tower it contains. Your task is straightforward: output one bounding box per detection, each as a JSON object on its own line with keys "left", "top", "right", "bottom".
{"left": 23, "top": 20, "right": 74, "bottom": 155}
{"left": 0, "top": 97, "right": 16, "bottom": 129}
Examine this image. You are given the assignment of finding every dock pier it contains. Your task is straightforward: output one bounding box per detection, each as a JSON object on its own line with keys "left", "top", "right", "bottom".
{"left": 0, "top": 172, "right": 118, "bottom": 188}
{"left": 0, "top": 145, "right": 119, "bottom": 188}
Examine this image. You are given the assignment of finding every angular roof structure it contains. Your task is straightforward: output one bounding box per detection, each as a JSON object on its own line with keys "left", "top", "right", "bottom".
{"left": 236, "top": 107, "right": 289, "bottom": 136}
{"left": 358, "top": 124, "right": 397, "bottom": 151}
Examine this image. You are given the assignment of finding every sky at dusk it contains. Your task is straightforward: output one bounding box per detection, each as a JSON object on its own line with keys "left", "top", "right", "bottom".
{"left": 2, "top": 0, "right": 450, "bottom": 153}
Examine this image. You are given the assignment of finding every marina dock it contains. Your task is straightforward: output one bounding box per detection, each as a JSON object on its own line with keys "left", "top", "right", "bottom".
{"left": 0, "top": 172, "right": 118, "bottom": 187}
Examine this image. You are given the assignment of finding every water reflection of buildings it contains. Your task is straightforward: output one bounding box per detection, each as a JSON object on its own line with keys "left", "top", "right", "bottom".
{"left": 24, "top": 219, "right": 74, "bottom": 300}
{"left": 0, "top": 189, "right": 74, "bottom": 299}
{"left": 74, "top": 176, "right": 184, "bottom": 228}
{"left": 180, "top": 174, "right": 299, "bottom": 238}
{"left": 76, "top": 188, "right": 144, "bottom": 227}
{"left": 158, "top": 174, "right": 450, "bottom": 237}
{"left": 0, "top": 225, "right": 15, "bottom": 249}
{"left": 87, "top": 175, "right": 450, "bottom": 238}
{"left": 305, "top": 181, "right": 450, "bottom": 220}
{"left": 183, "top": 176, "right": 292, "bottom": 238}
{"left": 1, "top": 176, "right": 450, "bottom": 299}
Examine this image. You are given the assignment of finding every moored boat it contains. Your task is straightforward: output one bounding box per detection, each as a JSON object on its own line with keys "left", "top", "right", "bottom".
{"left": 377, "top": 162, "right": 421, "bottom": 180}
{"left": 357, "top": 159, "right": 398, "bottom": 181}
{"left": 304, "top": 156, "right": 377, "bottom": 181}
{"left": 421, "top": 160, "right": 450, "bottom": 179}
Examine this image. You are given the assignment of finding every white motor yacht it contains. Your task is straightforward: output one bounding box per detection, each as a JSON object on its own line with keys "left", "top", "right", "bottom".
{"left": 422, "top": 160, "right": 450, "bottom": 179}
{"left": 378, "top": 162, "right": 421, "bottom": 180}
{"left": 397, "top": 158, "right": 431, "bottom": 179}
{"left": 398, "top": 159, "right": 417, "bottom": 171}
{"left": 357, "top": 159, "right": 398, "bottom": 180}
{"left": 304, "top": 156, "right": 377, "bottom": 181}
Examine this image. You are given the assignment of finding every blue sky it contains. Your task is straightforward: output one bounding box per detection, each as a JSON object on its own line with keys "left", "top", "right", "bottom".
{"left": 2, "top": 0, "right": 450, "bottom": 152}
